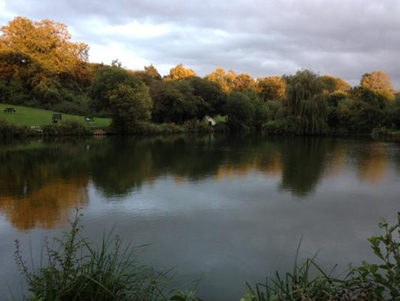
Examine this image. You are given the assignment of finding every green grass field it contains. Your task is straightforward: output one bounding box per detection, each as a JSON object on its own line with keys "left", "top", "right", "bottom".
{"left": 0, "top": 103, "right": 111, "bottom": 128}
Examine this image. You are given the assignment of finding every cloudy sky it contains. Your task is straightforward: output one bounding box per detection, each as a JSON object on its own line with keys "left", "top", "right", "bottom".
{"left": 1, "top": 0, "right": 399, "bottom": 87}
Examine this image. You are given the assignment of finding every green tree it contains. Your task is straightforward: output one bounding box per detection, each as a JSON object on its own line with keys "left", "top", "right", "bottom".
{"left": 150, "top": 80, "right": 202, "bottom": 123}
{"left": 338, "top": 98, "right": 385, "bottom": 133}
{"left": 108, "top": 84, "right": 152, "bottom": 133}
{"left": 243, "top": 90, "right": 269, "bottom": 130}
{"left": 186, "top": 77, "right": 227, "bottom": 116}
{"left": 90, "top": 66, "right": 141, "bottom": 113}
{"left": 227, "top": 92, "right": 255, "bottom": 131}
{"left": 280, "top": 70, "right": 328, "bottom": 134}
{"left": 392, "top": 94, "right": 400, "bottom": 128}
{"left": 90, "top": 66, "right": 152, "bottom": 132}
{"left": 132, "top": 64, "right": 161, "bottom": 86}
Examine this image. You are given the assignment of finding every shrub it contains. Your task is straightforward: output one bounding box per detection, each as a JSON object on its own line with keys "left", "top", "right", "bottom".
{"left": 262, "top": 118, "right": 297, "bottom": 135}
{"left": 15, "top": 209, "right": 203, "bottom": 301}
{"left": 184, "top": 119, "right": 212, "bottom": 133}
{"left": 0, "top": 118, "right": 31, "bottom": 138}
{"left": 42, "top": 120, "right": 90, "bottom": 136}
{"left": 213, "top": 122, "right": 230, "bottom": 133}
{"left": 242, "top": 218, "right": 400, "bottom": 301}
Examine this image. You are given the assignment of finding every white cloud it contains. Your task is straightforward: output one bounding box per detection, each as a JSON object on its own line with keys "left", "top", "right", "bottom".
{"left": 0, "top": 0, "right": 13, "bottom": 22}
{"left": 89, "top": 41, "right": 151, "bottom": 70}
{"left": 1, "top": 0, "right": 400, "bottom": 87}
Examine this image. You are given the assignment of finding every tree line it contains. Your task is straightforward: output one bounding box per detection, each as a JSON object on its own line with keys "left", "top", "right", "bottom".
{"left": 1, "top": 17, "right": 399, "bottom": 134}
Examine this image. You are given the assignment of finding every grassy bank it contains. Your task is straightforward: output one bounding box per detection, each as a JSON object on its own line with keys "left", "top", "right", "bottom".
{"left": 0, "top": 104, "right": 230, "bottom": 138}
{"left": 14, "top": 210, "right": 400, "bottom": 301}
{"left": 0, "top": 103, "right": 111, "bottom": 128}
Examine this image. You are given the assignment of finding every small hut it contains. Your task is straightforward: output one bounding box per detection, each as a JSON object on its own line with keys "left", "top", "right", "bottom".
{"left": 204, "top": 115, "right": 216, "bottom": 126}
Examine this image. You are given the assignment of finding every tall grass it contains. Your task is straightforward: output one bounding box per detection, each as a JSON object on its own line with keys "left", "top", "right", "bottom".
{"left": 14, "top": 209, "right": 203, "bottom": 301}
{"left": 242, "top": 218, "right": 400, "bottom": 301}
{"left": 15, "top": 209, "right": 400, "bottom": 301}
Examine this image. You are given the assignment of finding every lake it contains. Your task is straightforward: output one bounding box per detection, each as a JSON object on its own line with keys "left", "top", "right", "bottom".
{"left": 0, "top": 135, "right": 399, "bottom": 300}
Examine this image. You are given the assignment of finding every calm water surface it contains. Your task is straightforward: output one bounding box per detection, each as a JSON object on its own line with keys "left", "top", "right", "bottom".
{"left": 0, "top": 135, "right": 399, "bottom": 300}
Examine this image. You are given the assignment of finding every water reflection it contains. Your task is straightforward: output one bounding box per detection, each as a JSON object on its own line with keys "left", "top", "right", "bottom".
{"left": 0, "top": 141, "right": 90, "bottom": 230}
{"left": 355, "top": 143, "right": 388, "bottom": 184}
{"left": 0, "top": 136, "right": 396, "bottom": 231}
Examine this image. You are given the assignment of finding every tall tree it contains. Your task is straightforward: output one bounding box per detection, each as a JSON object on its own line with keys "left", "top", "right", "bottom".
{"left": 132, "top": 64, "right": 161, "bottom": 86}
{"left": 150, "top": 80, "right": 203, "bottom": 123}
{"left": 361, "top": 71, "right": 396, "bottom": 101}
{"left": 108, "top": 84, "right": 153, "bottom": 133}
{"left": 206, "top": 67, "right": 236, "bottom": 93}
{"left": 0, "top": 17, "right": 88, "bottom": 75}
{"left": 186, "top": 77, "right": 227, "bottom": 117}
{"left": 166, "top": 64, "right": 196, "bottom": 80}
{"left": 281, "top": 70, "right": 327, "bottom": 134}
{"left": 256, "top": 76, "right": 286, "bottom": 101}
{"left": 233, "top": 73, "right": 255, "bottom": 92}
{"left": 320, "top": 75, "right": 350, "bottom": 94}
{"left": 90, "top": 65, "right": 153, "bottom": 132}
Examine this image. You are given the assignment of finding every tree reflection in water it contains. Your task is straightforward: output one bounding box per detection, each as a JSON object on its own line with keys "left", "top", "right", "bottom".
{"left": 0, "top": 136, "right": 394, "bottom": 231}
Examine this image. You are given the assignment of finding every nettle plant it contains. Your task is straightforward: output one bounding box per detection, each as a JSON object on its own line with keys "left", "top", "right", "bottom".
{"left": 351, "top": 219, "right": 400, "bottom": 300}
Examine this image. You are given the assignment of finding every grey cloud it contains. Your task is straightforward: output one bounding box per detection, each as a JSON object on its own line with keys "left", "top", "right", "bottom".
{"left": 2, "top": 0, "right": 400, "bottom": 87}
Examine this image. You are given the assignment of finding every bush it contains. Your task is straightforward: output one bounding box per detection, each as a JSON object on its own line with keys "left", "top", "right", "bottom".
{"left": 338, "top": 98, "right": 386, "bottom": 133}
{"left": 213, "top": 122, "right": 230, "bottom": 133}
{"left": 129, "top": 122, "right": 163, "bottom": 135}
{"left": 262, "top": 118, "right": 297, "bottom": 135}
{"left": 15, "top": 209, "right": 203, "bottom": 301}
{"left": 184, "top": 119, "right": 212, "bottom": 133}
{"left": 0, "top": 117, "right": 31, "bottom": 138}
{"left": 242, "top": 218, "right": 400, "bottom": 301}
{"left": 42, "top": 120, "right": 91, "bottom": 136}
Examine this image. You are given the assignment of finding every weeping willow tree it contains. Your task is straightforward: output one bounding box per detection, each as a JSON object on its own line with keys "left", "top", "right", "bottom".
{"left": 279, "top": 70, "right": 328, "bottom": 134}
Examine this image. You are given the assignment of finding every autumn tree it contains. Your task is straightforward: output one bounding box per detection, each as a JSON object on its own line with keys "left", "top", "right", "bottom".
{"left": 206, "top": 67, "right": 236, "bottom": 93}
{"left": 166, "top": 64, "right": 196, "bottom": 80}
{"left": 0, "top": 17, "right": 91, "bottom": 112}
{"left": 321, "top": 75, "right": 350, "bottom": 94}
{"left": 361, "top": 71, "right": 396, "bottom": 101}
{"left": 0, "top": 17, "right": 88, "bottom": 75}
{"left": 0, "top": 51, "right": 36, "bottom": 104}
{"left": 232, "top": 73, "right": 256, "bottom": 92}
{"left": 256, "top": 76, "right": 286, "bottom": 101}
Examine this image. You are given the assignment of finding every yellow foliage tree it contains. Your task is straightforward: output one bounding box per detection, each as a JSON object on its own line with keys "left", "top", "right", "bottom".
{"left": 0, "top": 17, "right": 89, "bottom": 74}
{"left": 166, "top": 63, "right": 196, "bottom": 80}
{"left": 256, "top": 76, "right": 287, "bottom": 101}
{"left": 321, "top": 75, "right": 351, "bottom": 94}
{"left": 206, "top": 68, "right": 248, "bottom": 94}
{"left": 205, "top": 67, "right": 228, "bottom": 91}
{"left": 233, "top": 73, "right": 255, "bottom": 91}
{"left": 361, "top": 71, "right": 396, "bottom": 101}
